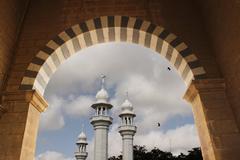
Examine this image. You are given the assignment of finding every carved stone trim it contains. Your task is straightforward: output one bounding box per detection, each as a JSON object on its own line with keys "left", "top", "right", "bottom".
{"left": 1, "top": 90, "right": 48, "bottom": 113}
{"left": 184, "top": 78, "right": 225, "bottom": 103}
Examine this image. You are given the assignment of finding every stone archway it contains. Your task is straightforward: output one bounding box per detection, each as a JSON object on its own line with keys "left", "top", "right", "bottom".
{"left": 19, "top": 16, "right": 205, "bottom": 96}
{"left": 0, "top": 16, "right": 240, "bottom": 160}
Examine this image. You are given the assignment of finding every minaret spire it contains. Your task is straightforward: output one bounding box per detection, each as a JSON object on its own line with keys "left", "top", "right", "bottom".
{"left": 81, "top": 124, "right": 84, "bottom": 132}
{"left": 118, "top": 93, "right": 137, "bottom": 160}
{"left": 75, "top": 125, "right": 88, "bottom": 160}
{"left": 90, "top": 76, "right": 113, "bottom": 160}
{"left": 100, "top": 74, "right": 106, "bottom": 89}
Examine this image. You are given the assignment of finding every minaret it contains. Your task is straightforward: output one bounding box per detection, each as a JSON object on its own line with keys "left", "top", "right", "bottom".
{"left": 75, "top": 129, "right": 88, "bottom": 160}
{"left": 90, "top": 75, "right": 113, "bottom": 160}
{"left": 118, "top": 93, "right": 137, "bottom": 160}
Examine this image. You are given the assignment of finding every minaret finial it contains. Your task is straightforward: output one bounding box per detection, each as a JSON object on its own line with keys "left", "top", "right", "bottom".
{"left": 100, "top": 74, "right": 106, "bottom": 89}
{"left": 81, "top": 124, "right": 84, "bottom": 133}
{"left": 126, "top": 91, "right": 129, "bottom": 100}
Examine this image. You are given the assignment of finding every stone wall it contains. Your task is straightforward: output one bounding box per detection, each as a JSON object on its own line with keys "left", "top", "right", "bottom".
{"left": 5, "top": 0, "right": 221, "bottom": 93}
{"left": 0, "top": 0, "right": 30, "bottom": 91}
{"left": 1, "top": 1, "right": 240, "bottom": 159}
{"left": 196, "top": 0, "right": 240, "bottom": 128}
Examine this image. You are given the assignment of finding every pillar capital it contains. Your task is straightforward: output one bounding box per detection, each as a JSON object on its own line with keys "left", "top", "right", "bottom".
{"left": 183, "top": 78, "right": 240, "bottom": 160}
{"left": 184, "top": 78, "right": 225, "bottom": 103}
{"left": 1, "top": 90, "right": 48, "bottom": 113}
{"left": 0, "top": 90, "right": 48, "bottom": 160}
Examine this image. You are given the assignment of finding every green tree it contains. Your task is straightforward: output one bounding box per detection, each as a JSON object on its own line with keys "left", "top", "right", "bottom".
{"left": 185, "top": 148, "right": 203, "bottom": 160}
{"left": 108, "top": 155, "right": 122, "bottom": 160}
{"left": 108, "top": 145, "right": 203, "bottom": 160}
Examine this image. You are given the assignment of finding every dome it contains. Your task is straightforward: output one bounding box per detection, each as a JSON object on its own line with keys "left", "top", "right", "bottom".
{"left": 94, "top": 74, "right": 109, "bottom": 103}
{"left": 76, "top": 131, "right": 88, "bottom": 144}
{"left": 78, "top": 131, "right": 87, "bottom": 139}
{"left": 119, "top": 99, "right": 135, "bottom": 116}
{"left": 121, "top": 99, "right": 133, "bottom": 110}
{"left": 96, "top": 88, "right": 109, "bottom": 103}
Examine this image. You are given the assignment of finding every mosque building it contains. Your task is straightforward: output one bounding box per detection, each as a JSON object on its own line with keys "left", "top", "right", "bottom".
{"left": 74, "top": 76, "right": 137, "bottom": 160}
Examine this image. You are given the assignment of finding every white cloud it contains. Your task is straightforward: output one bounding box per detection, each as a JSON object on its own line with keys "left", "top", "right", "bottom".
{"left": 134, "top": 124, "right": 200, "bottom": 155}
{"left": 86, "top": 123, "right": 200, "bottom": 159}
{"left": 39, "top": 95, "right": 95, "bottom": 131}
{"left": 108, "top": 124, "right": 122, "bottom": 157}
{"left": 64, "top": 95, "right": 95, "bottom": 117}
{"left": 111, "top": 74, "right": 191, "bottom": 134}
{"left": 37, "top": 43, "right": 198, "bottom": 158}
{"left": 39, "top": 96, "right": 65, "bottom": 131}
{"left": 36, "top": 151, "right": 74, "bottom": 160}
{"left": 40, "top": 42, "right": 191, "bottom": 131}
{"left": 44, "top": 42, "right": 181, "bottom": 98}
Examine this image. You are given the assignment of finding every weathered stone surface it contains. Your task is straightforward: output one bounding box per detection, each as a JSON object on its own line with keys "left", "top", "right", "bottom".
{"left": 0, "top": 90, "right": 47, "bottom": 160}
{"left": 184, "top": 79, "right": 240, "bottom": 160}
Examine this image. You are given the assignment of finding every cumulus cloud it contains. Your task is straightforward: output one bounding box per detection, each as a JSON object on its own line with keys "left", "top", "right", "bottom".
{"left": 37, "top": 124, "right": 200, "bottom": 159}
{"left": 41, "top": 43, "right": 191, "bottom": 131}
{"left": 64, "top": 95, "right": 95, "bottom": 117}
{"left": 134, "top": 124, "right": 200, "bottom": 155}
{"left": 44, "top": 42, "right": 184, "bottom": 98}
{"left": 108, "top": 124, "right": 123, "bottom": 157}
{"left": 85, "top": 123, "right": 200, "bottom": 159}
{"left": 39, "top": 95, "right": 95, "bottom": 131}
{"left": 36, "top": 151, "right": 74, "bottom": 160}
{"left": 39, "top": 96, "right": 65, "bottom": 131}
{"left": 111, "top": 74, "right": 191, "bottom": 134}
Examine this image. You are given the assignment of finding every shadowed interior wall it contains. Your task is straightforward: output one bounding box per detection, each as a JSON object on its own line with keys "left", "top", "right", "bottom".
{"left": 0, "top": 0, "right": 30, "bottom": 91}
{"left": 196, "top": 0, "right": 240, "bottom": 128}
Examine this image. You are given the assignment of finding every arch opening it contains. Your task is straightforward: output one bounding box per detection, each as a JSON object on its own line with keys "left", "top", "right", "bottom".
{"left": 36, "top": 42, "right": 200, "bottom": 159}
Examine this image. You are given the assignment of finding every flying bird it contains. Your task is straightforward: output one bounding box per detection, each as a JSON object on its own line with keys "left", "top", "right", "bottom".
{"left": 157, "top": 122, "right": 161, "bottom": 127}
{"left": 167, "top": 67, "right": 171, "bottom": 71}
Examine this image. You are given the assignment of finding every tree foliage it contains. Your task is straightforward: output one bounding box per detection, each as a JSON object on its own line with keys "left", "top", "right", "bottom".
{"left": 108, "top": 145, "right": 203, "bottom": 160}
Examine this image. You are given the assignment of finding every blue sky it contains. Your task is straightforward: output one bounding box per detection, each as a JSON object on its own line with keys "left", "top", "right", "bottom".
{"left": 35, "top": 43, "right": 200, "bottom": 160}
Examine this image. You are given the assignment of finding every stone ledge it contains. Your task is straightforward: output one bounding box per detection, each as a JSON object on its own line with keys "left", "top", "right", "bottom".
{"left": 0, "top": 90, "right": 48, "bottom": 113}
{"left": 184, "top": 78, "right": 225, "bottom": 103}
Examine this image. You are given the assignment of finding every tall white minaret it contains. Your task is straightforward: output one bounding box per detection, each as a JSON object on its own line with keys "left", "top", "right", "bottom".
{"left": 90, "top": 75, "right": 113, "bottom": 160}
{"left": 118, "top": 93, "right": 137, "bottom": 160}
{"left": 75, "top": 129, "right": 88, "bottom": 160}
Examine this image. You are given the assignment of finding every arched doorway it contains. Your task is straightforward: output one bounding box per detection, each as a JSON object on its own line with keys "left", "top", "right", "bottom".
{"left": 0, "top": 16, "right": 239, "bottom": 160}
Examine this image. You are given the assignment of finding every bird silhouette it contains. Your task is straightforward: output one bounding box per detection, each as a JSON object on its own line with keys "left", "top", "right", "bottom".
{"left": 157, "top": 123, "right": 161, "bottom": 127}
{"left": 167, "top": 67, "right": 171, "bottom": 71}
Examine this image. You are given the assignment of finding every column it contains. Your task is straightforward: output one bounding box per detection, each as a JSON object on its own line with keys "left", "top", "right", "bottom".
{"left": 122, "top": 134, "right": 134, "bottom": 160}
{"left": 92, "top": 124, "right": 109, "bottom": 160}
{"left": 0, "top": 90, "right": 48, "bottom": 160}
{"left": 184, "top": 79, "right": 240, "bottom": 160}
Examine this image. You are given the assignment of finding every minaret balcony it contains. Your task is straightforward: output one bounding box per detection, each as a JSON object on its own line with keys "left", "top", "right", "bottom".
{"left": 90, "top": 115, "right": 113, "bottom": 127}
{"left": 118, "top": 125, "right": 137, "bottom": 133}
{"left": 75, "top": 152, "right": 88, "bottom": 158}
